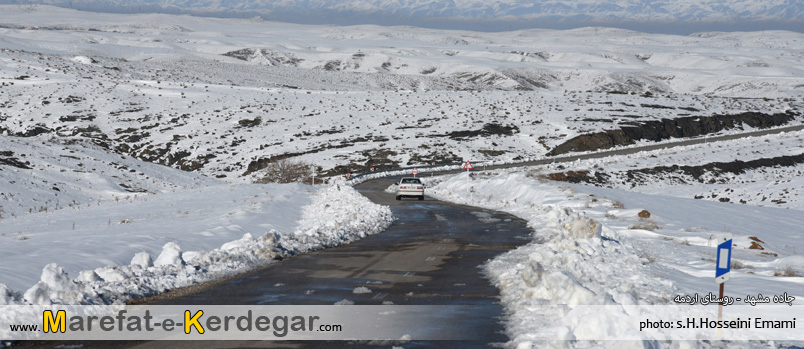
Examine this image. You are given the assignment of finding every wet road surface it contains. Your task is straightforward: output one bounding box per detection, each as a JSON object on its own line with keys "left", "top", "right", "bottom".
{"left": 153, "top": 177, "right": 532, "bottom": 347}
{"left": 27, "top": 176, "right": 533, "bottom": 348}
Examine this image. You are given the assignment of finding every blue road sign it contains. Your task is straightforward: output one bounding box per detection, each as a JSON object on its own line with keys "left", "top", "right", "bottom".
{"left": 715, "top": 239, "right": 732, "bottom": 284}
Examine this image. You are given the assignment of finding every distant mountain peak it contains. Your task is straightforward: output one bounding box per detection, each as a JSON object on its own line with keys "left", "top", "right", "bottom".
{"left": 15, "top": 0, "right": 804, "bottom": 33}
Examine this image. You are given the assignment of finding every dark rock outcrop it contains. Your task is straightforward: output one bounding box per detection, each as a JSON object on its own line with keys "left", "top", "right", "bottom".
{"left": 548, "top": 111, "right": 798, "bottom": 156}
{"left": 445, "top": 123, "right": 519, "bottom": 139}
{"left": 0, "top": 151, "right": 32, "bottom": 169}
{"left": 546, "top": 153, "right": 804, "bottom": 185}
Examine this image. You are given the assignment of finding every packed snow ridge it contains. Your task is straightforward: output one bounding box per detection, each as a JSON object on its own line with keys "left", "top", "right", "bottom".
{"left": 425, "top": 170, "right": 804, "bottom": 346}
{"left": 0, "top": 182, "right": 394, "bottom": 306}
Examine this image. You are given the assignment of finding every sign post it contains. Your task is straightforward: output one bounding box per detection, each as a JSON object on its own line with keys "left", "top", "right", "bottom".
{"left": 462, "top": 161, "right": 474, "bottom": 191}
{"left": 715, "top": 238, "right": 732, "bottom": 284}
{"left": 715, "top": 238, "right": 732, "bottom": 336}
{"left": 412, "top": 168, "right": 419, "bottom": 177}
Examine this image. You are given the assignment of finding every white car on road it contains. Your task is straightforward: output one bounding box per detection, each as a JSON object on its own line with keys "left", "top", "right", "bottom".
{"left": 395, "top": 177, "right": 424, "bottom": 201}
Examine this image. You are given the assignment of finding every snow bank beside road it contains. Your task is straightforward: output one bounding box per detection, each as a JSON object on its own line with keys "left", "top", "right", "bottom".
{"left": 426, "top": 171, "right": 804, "bottom": 347}
{"left": 274, "top": 184, "right": 396, "bottom": 255}
{"left": 0, "top": 184, "right": 393, "bottom": 305}
{"left": 426, "top": 172, "right": 674, "bottom": 346}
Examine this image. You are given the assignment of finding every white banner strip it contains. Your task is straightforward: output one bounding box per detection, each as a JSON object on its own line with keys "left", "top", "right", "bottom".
{"left": 1, "top": 304, "right": 802, "bottom": 341}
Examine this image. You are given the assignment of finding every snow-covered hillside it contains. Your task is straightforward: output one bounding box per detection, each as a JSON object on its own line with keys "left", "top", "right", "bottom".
{"left": 528, "top": 129, "right": 804, "bottom": 211}
{"left": 0, "top": 136, "right": 216, "bottom": 219}
{"left": 1, "top": 6, "right": 802, "bottom": 182}
{"left": 0, "top": 131, "right": 395, "bottom": 305}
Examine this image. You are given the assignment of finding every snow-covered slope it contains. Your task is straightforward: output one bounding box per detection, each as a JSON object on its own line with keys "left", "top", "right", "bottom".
{"left": 0, "top": 132, "right": 395, "bottom": 305}
{"left": 0, "top": 136, "right": 217, "bottom": 219}
{"left": 530, "top": 129, "right": 804, "bottom": 211}
{"left": 1, "top": 6, "right": 802, "bottom": 181}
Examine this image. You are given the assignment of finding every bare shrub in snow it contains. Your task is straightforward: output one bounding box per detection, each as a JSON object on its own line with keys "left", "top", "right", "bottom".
{"left": 525, "top": 170, "right": 550, "bottom": 182}
{"left": 563, "top": 213, "right": 601, "bottom": 238}
{"left": 731, "top": 260, "right": 752, "bottom": 270}
{"left": 254, "top": 159, "right": 315, "bottom": 185}
{"left": 638, "top": 209, "right": 651, "bottom": 218}
{"left": 749, "top": 241, "right": 765, "bottom": 250}
{"left": 629, "top": 218, "right": 660, "bottom": 230}
{"left": 748, "top": 236, "right": 766, "bottom": 250}
{"left": 636, "top": 250, "right": 655, "bottom": 265}
{"left": 774, "top": 265, "right": 801, "bottom": 277}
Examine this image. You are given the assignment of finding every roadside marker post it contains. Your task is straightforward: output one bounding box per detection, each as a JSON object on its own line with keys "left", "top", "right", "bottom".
{"left": 462, "top": 161, "right": 474, "bottom": 192}
{"left": 715, "top": 238, "right": 732, "bottom": 284}
{"left": 715, "top": 238, "right": 732, "bottom": 336}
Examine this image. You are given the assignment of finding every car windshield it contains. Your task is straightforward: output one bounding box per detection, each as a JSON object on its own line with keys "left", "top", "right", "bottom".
{"left": 401, "top": 178, "right": 421, "bottom": 184}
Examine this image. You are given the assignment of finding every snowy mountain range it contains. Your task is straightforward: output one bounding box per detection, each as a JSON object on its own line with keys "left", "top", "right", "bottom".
{"left": 8, "top": 0, "right": 804, "bottom": 32}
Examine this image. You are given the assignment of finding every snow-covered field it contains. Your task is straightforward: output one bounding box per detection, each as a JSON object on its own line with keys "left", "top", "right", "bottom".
{"left": 425, "top": 170, "right": 804, "bottom": 346}
{"left": 532, "top": 129, "right": 804, "bottom": 211}
{"left": 0, "top": 177, "right": 393, "bottom": 305}
{"left": 1, "top": 6, "right": 803, "bottom": 182}
{"left": 0, "top": 135, "right": 394, "bottom": 306}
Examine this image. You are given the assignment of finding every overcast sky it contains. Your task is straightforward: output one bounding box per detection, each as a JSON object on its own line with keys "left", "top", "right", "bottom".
{"left": 4, "top": 0, "right": 804, "bottom": 34}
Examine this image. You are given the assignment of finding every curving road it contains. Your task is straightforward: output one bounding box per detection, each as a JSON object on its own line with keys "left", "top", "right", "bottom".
{"left": 47, "top": 176, "right": 533, "bottom": 348}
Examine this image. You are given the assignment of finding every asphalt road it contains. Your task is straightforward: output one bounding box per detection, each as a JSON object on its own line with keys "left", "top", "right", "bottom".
{"left": 24, "top": 176, "right": 532, "bottom": 348}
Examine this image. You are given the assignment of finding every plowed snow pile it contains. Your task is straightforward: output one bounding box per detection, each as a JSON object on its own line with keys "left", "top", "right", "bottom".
{"left": 0, "top": 183, "right": 393, "bottom": 306}
{"left": 426, "top": 171, "right": 803, "bottom": 347}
